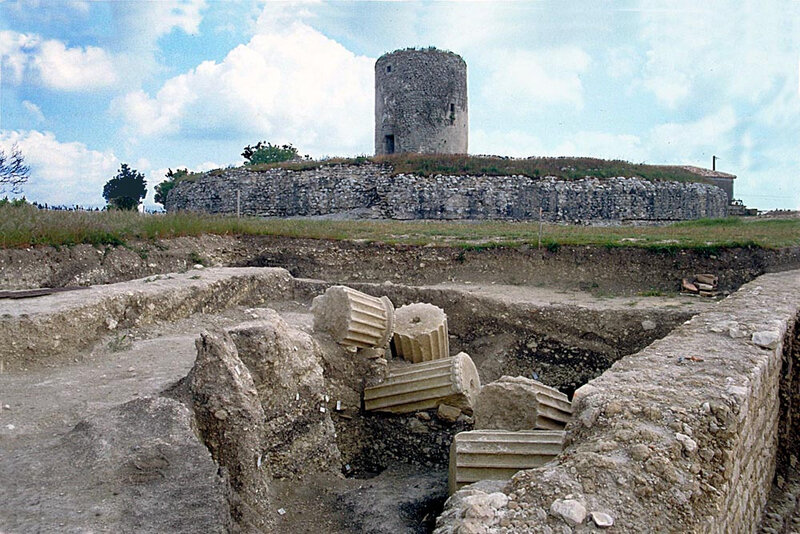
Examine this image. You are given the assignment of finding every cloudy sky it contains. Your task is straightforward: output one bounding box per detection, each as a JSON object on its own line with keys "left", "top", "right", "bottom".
{"left": 1, "top": 0, "right": 798, "bottom": 210}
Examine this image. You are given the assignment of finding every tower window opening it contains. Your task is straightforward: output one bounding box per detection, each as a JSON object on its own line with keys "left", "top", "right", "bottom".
{"left": 449, "top": 103, "right": 456, "bottom": 124}
{"left": 386, "top": 65, "right": 392, "bottom": 73}
{"left": 384, "top": 134, "right": 395, "bottom": 154}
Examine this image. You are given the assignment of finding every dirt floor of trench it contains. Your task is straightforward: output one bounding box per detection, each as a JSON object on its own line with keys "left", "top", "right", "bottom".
{"left": 0, "top": 271, "right": 719, "bottom": 533}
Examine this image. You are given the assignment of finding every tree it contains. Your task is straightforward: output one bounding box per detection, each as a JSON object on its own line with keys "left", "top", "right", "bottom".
{"left": 241, "top": 141, "right": 299, "bottom": 165}
{"left": 103, "top": 164, "right": 146, "bottom": 210}
{"left": 0, "top": 144, "right": 30, "bottom": 194}
{"left": 154, "top": 168, "right": 187, "bottom": 207}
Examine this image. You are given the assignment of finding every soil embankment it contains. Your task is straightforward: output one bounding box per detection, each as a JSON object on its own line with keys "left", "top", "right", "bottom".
{"left": 2, "top": 234, "right": 799, "bottom": 295}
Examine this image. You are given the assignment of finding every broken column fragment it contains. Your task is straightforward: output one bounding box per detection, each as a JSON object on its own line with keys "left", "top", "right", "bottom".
{"left": 392, "top": 302, "right": 449, "bottom": 363}
{"left": 474, "top": 376, "right": 572, "bottom": 431}
{"left": 364, "top": 352, "right": 481, "bottom": 414}
{"left": 448, "top": 430, "right": 566, "bottom": 494}
{"left": 312, "top": 285, "right": 395, "bottom": 348}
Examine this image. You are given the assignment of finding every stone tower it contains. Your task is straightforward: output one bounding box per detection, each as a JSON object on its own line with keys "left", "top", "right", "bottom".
{"left": 374, "top": 48, "right": 468, "bottom": 156}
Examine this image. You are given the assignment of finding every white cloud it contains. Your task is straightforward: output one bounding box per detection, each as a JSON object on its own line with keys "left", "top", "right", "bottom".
{"left": 641, "top": 72, "right": 690, "bottom": 109}
{"left": 113, "top": 0, "right": 207, "bottom": 51}
{"left": 647, "top": 106, "right": 737, "bottom": 162}
{"left": 482, "top": 47, "right": 591, "bottom": 111}
{"left": 470, "top": 129, "right": 549, "bottom": 158}
{"left": 22, "top": 100, "right": 45, "bottom": 122}
{"left": 0, "top": 30, "right": 117, "bottom": 90}
{"left": 607, "top": 46, "right": 640, "bottom": 79}
{"left": 254, "top": 0, "right": 321, "bottom": 32}
{"left": 113, "top": 19, "right": 374, "bottom": 155}
{"left": 0, "top": 30, "right": 38, "bottom": 84}
{"left": 555, "top": 132, "right": 644, "bottom": 161}
{"left": 69, "top": 1, "right": 90, "bottom": 13}
{"left": 34, "top": 39, "right": 117, "bottom": 90}
{"left": 636, "top": 2, "right": 800, "bottom": 107}
{"left": 0, "top": 130, "right": 119, "bottom": 206}
{"left": 475, "top": 106, "right": 736, "bottom": 167}
{"left": 423, "top": 2, "right": 511, "bottom": 53}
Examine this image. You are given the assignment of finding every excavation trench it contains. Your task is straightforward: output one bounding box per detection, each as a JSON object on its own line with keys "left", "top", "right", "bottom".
{"left": 0, "top": 268, "right": 713, "bottom": 533}
{"left": 178, "top": 278, "right": 702, "bottom": 533}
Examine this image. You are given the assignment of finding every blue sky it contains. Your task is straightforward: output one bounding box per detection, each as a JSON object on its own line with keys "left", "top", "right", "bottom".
{"left": 1, "top": 0, "right": 798, "bottom": 210}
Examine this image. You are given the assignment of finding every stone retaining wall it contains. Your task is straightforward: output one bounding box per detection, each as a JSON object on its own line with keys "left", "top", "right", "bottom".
{"left": 435, "top": 269, "right": 800, "bottom": 533}
{"left": 165, "top": 164, "right": 729, "bottom": 223}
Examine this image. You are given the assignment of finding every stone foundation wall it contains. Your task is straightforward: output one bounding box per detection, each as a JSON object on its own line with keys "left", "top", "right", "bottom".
{"left": 435, "top": 269, "right": 800, "bottom": 533}
{"left": 165, "top": 164, "right": 729, "bottom": 223}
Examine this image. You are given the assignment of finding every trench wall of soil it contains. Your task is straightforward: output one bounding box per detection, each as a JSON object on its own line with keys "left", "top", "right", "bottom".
{"left": 437, "top": 270, "right": 800, "bottom": 533}
{"left": 2, "top": 234, "right": 799, "bottom": 296}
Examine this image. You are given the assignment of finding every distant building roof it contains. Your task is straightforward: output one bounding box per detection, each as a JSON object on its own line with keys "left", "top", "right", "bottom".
{"left": 677, "top": 166, "right": 736, "bottom": 179}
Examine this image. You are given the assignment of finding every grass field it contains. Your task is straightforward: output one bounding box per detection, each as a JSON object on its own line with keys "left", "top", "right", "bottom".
{"left": 2, "top": 202, "right": 798, "bottom": 250}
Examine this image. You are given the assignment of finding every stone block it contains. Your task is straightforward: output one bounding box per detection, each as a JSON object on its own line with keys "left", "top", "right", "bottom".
{"left": 448, "top": 429, "right": 566, "bottom": 494}
{"left": 364, "top": 352, "right": 481, "bottom": 414}
{"left": 392, "top": 302, "right": 449, "bottom": 363}
{"left": 312, "top": 285, "right": 394, "bottom": 349}
{"left": 474, "top": 376, "right": 572, "bottom": 431}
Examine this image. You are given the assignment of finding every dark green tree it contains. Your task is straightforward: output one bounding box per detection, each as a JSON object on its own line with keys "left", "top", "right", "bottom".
{"left": 103, "top": 164, "right": 146, "bottom": 210}
{"left": 154, "top": 168, "right": 187, "bottom": 207}
{"left": 241, "top": 141, "right": 299, "bottom": 165}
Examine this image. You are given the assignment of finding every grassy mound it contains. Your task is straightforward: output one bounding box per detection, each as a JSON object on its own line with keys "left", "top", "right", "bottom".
{"left": 180, "top": 154, "right": 714, "bottom": 184}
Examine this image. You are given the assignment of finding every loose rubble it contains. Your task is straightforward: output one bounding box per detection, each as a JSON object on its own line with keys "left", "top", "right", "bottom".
{"left": 550, "top": 498, "right": 587, "bottom": 526}
{"left": 682, "top": 272, "right": 720, "bottom": 297}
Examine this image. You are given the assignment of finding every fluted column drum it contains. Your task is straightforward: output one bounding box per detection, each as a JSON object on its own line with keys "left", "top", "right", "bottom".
{"left": 364, "top": 352, "right": 480, "bottom": 414}
{"left": 312, "top": 286, "right": 395, "bottom": 349}
{"left": 392, "top": 302, "right": 449, "bottom": 363}
{"left": 448, "top": 430, "right": 566, "bottom": 493}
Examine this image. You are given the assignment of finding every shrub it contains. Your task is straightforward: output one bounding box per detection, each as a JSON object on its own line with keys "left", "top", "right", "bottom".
{"left": 154, "top": 168, "right": 187, "bottom": 208}
{"left": 242, "top": 142, "right": 300, "bottom": 165}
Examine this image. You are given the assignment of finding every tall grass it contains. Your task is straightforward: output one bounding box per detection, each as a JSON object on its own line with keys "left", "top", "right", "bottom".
{"left": 2, "top": 203, "right": 798, "bottom": 250}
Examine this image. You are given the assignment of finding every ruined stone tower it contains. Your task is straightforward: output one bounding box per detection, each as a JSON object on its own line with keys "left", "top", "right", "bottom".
{"left": 374, "top": 48, "right": 468, "bottom": 156}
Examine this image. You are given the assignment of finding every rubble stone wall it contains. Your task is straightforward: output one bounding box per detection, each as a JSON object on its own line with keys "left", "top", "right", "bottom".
{"left": 435, "top": 269, "right": 800, "bottom": 533}
{"left": 165, "top": 164, "right": 729, "bottom": 223}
